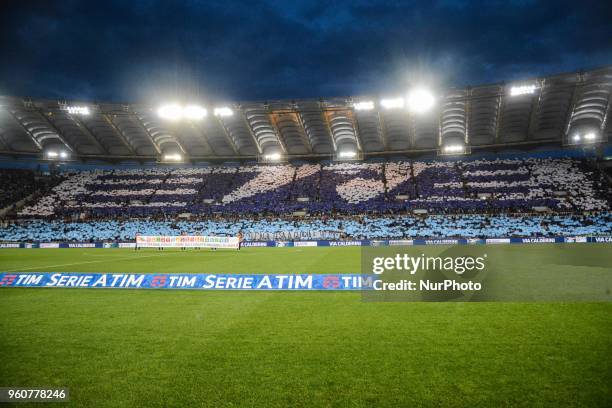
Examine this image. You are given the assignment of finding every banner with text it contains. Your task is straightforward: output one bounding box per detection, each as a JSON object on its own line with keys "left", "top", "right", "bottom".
{"left": 0, "top": 272, "right": 365, "bottom": 290}
{"left": 136, "top": 235, "right": 239, "bottom": 249}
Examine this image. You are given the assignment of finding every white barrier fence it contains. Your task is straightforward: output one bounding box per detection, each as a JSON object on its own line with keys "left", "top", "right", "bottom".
{"left": 136, "top": 235, "right": 239, "bottom": 249}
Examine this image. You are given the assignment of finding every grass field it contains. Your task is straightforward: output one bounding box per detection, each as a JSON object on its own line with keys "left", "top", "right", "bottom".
{"left": 1, "top": 245, "right": 611, "bottom": 407}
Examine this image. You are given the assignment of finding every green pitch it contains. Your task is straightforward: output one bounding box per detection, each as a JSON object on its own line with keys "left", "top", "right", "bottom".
{"left": 0, "top": 244, "right": 611, "bottom": 407}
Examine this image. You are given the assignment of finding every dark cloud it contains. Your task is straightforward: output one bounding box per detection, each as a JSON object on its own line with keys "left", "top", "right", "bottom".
{"left": 0, "top": 0, "right": 610, "bottom": 103}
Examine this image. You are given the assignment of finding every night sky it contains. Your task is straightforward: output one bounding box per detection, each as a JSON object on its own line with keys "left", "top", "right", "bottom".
{"left": 1, "top": 0, "right": 611, "bottom": 104}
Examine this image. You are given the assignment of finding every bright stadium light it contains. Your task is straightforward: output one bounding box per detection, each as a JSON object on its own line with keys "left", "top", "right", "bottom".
{"left": 510, "top": 84, "right": 537, "bottom": 96}
{"left": 163, "top": 153, "right": 183, "bottom": 162}
{"left": 264, "top": 153, "right": 282, "bottom": 161}
{"left": 353, "top": 101, "right": 374, "bottom": 111}
{"left": 443, "top": 145, "right": 464, "bottom": 154}
{"left": 184, "top": 105, "right": 207, "bottom": 120}
{"left": 45, "top": 150, "right": 69, "bottom": 160}
{"left": 407, "top": 89, "right": 435, "bottom": 113}
{"left": 158, "top": 104, "right": 184, "bottom": 121}
{"left": 572, "top": 131, "right": 599, "bottom": 144}
{"left": 66, "top": 106, "right": 90, "bottom": 115}
{"left": 214, "top": 107, "right": 233, "bottom": 117}
{"left": 380, "top": 97, "right": 405, "bottom": 110}
{"left": 338, "top": 151, "right": 357, "bottom": 159}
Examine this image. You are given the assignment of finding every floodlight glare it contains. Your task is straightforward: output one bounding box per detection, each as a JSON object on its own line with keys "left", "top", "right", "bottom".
{"left": 583, "top": 132, "right": 596, "bottom": 141}
{"left": 338, "top": 151, "right": 357, "bottom": 159}
{"left": 573, "top": 134, "right": 581, "bottom": 142}
{"left": 407, "top": 89, "right": 435, "bottom": 113}
{"left": 353, "top": 101, "right": 374, "bottom": 111}
{"left": 380, "top": 98, "right": 405, "bottom": 110}
{"left": 510, "top": 84, "right": 537, "bottom": 96}
{"left": 46, "top": 151, "right": 59, "bottom": 158}
{"left": 184, "top": 105, "right": 207, "bottom": 120}
{"left": 66, "top": 106, "right": 90, "bottom": 115}
{"left": 214, "top": 107, "right": 233, "bottom": 117}
{"left": 444, "top": 145, "right": 464, "bottom": 153}
{"left": 59, "top": 151, "right": 68, "bottom": 159}
{"left": 264, "top": 153, "right": 281, "bottom": 161}
{"left": 158, "top": 104, "right": 183, "bottom": 120}
{"left": 163, "top": 153, "right": 183, "bottom": 161}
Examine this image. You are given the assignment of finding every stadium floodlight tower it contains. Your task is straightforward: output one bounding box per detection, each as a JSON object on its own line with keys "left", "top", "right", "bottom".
{"left": 407, "top": 88, "right": 436, "bottom": 113}
{"left": 567, "top": 128, "right": 604, "bottom": 156}
{"left": 258, "top": 150, "right": 287, "bottom": 164}
{"left": 439, "top": 143, "right": 470, "bottom": 155}
{"left": 333, "top": 149, "right": 363, "bottom": 161}
{"left": 43, "top": 148, "right": 71, "bottom": 161}
{"left": 159, "top": 152, "right": 185, "bottom": 163}
{"left": 214, "top": 106, "right": 234, "bottom": 117}
{"left": 333, "top": 139, "right": 363, "bottom": 161}
{"left": 157, "top": 104, "right": 207, "bottom": 121}
{"left": 353, "top": 100, "right": 375, "bottom": 111}
{"left": 509, "top": 83, "right": 539, "bottom": 97}
{"left": 65, "top": 105, "right": 91, "bottom": 115}
{"left": 438, "top": 134, "right": 470, "bottom": 156}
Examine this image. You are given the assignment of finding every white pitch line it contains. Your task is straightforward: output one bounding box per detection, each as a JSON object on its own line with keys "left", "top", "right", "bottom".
{"left": 3, "top": 252, "right": 176, "bottom": 272}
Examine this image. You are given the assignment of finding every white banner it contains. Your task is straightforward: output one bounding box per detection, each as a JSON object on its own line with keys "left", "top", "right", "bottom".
{"left": 39, "top": 243, "right": 60, "bottom": 248}
{"left": 136, "top": 235, "right": 239, "bottom": 249}
{"left": 245, "top": 230, "right": 340, "bottom": 241}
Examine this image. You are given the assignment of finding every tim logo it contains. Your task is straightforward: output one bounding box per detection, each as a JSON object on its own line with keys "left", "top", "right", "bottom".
{"left": 151, "top": 275, "right": 168, "bottom": 287}
{"left": 0, "top": 274, "right": 17, "bottom": 286}
{"left": 322, "top": 275, "right": 340, "bottom": 289}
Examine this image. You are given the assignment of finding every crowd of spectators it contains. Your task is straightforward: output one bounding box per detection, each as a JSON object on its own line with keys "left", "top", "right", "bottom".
{"left": 0, "top": 169, "right": 37, "bottom": 209}
{"left": 14, "top": 157, "right": 610, "bottom": 218}
{"left": 1, "top": 157, "right": 610, "bottom": 242}
{"left": 1, "top": 213, "right": 610, "bottom": 242}
{"left": 0, "top": 169, "right": 63, "bottom": 214}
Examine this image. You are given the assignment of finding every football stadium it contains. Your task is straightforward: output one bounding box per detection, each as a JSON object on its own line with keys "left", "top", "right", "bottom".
{"left": 1, "top": 65, "right": 611, "bottom": 406}
{"left": 1, "top": 3, "right": 612, "bottom": 407}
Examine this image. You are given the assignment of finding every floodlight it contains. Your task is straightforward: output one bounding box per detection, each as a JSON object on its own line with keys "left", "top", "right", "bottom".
{"left": 443, "top": 145, "right": 464, "bottom": 153}
{"left": 184, "top": 105, "right": 207, "bottom": 120}
{"left": 407, "top": 89, "right": 435, "bottom": 113}
{"left": 59, "top": 151, "right": 68, "bottom": 159}
{"left": 46, "top": 151, "right": 59, "bottom": 158}
{"left": 158, "top": 104, "right": 183, "bottom": 120}
{"left": 573, "top": 134, "right": 581, "bottom": 142}
{"left": 264, "top": 153, "right": 281, "bottom": 161}
{"left": 66, "top": 106, "right": 90, "bottom": 115}
{"left": 510, "top": 84, "right": 537, "bottom": 96}
{"left": 353, "top": 101, "right": 374, "bottom": 111}
{"left": 338, "top": 151, "right": 357, "bottom": 159}
{"left": 583, "top": 132, "right": 596, "bottom": 141}
{"left": 214, "top": 107, "right": 233, "bottom": 117}
{"left": 380, "top": 98, "right": 405, "bottom": 109}
{"left": 163, "top": 153, "right": 183, "bottom": 161}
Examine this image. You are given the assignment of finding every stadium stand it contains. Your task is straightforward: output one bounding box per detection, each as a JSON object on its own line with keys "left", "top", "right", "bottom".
{"left": 0, "top": 155, "right": 609, "bottom": 242}
{"left": 0, "top": 67, "right": 610, "bottom": 243}
{"left": 0, "top": 169, "right": 62, "bottom": 213}
{"left": 1, "top": 213, "right": 611, "bottom": 242}
{"left": 0, "top": 169, "right": 37, "bottom": 209}
{"left": 15, "top": 157, "right": 610, "bottom": 218}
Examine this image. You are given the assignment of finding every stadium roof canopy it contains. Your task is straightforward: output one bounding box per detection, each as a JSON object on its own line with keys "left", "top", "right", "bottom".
{"left": 0, "top": 66, "right": 611, "bottom": 162}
